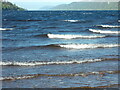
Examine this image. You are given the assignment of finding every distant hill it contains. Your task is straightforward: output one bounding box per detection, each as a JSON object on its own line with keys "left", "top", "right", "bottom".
{"left": 2, "top": 1, "right": 26, "bottom": 11}
{"left": 39, "top": 5, "right": 54, "bottom": 10}
{"left": 52, "top": 2, "right": 119, "bottom": 10}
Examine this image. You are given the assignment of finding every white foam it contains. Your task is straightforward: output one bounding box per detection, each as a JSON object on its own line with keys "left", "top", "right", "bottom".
{"left": 59, "top": 44, "right": 120, "bottom": 49}
{"left": 0, "top": 75, "right": 36, "bottom": 81}
{"left": 63, "top": 20, "right": 80, "bottom": 22}
{"left": 1, "top": 70, "right": 117, "bottom": 81}
{"left": 89, "top": 29, "right": 120, "bottom": 34}
{"left": 0, "top": 28, "right": 13, "bottom": 31}
{"left": 0, "top": 59, "right": 103, "bottom": 66}
{"left": 97, "top": 25, "right": 120, "bottom": 28}
{"left": 47, "top": 34, "right": 106, "bottom": 39}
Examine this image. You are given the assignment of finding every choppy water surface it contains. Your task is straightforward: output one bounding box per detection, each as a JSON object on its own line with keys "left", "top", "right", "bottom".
{"left": 1, "top": 11, "right": 120, "bottom": 88}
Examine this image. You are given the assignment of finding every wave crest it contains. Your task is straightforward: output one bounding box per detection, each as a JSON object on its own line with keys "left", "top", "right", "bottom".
{"left": 97, "top": 25, "right": 120, "bottom": 28}
{"left": 89, "top": 29, "right": 120, "bottom": 34}
{"left": 63, "top": 20, "right": 80, "bottom": 22}
{"left": 0, "top": 28, "right": 13, "bottom": 31}
{"left": 47, "top": 34, "right": 106, "bottom": 39}
{"left": 58, "top": 44, "right": 119, "bottom": 49}
{"left": 1, "top": 70, "right": 119, "bottom": 81}
{"left": 1, "top": 59, "right": 102, "bottom": 66}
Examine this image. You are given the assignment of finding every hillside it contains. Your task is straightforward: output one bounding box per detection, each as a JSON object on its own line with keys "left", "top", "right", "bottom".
{"left": 52, "top": 2, "right": 119, "bottom": 10}
{"left": 2, "top": 1, "right": 25, "bottom": 11}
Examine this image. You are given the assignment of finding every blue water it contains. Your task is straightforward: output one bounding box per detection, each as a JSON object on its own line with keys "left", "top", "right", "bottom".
{"left": 1, "top": 11, "right": 119, "bottom": 88}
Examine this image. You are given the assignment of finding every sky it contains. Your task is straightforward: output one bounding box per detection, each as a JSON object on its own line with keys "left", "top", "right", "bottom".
{"left": 7, "top": 0, "right": 119, "bottom": 10}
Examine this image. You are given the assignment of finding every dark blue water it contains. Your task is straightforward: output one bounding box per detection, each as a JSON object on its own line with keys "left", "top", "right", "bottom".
{"left": 1, "top": 11, "right": 120, "bottom": 88}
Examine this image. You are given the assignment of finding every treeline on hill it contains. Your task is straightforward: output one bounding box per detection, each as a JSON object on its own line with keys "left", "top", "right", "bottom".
{"left": 2, "top": 1, "right": 25, "bottom": 11}
{"left": 52, "top": 2, "right": 119, "bottom": 10}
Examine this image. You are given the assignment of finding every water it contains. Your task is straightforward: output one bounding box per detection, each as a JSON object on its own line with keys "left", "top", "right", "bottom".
{"left": 1, "top": 10, "right": 120, "bottom": 88}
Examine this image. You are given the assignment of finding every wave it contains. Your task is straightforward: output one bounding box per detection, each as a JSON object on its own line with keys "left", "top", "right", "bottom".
{"left": 1, "top": 75, "right": 36, "bottom": 81}
{"left": 2, "top": 44, "right": 60, "bottom": 51}
{"left": 42, "top": 26, "right": 58, "bottom": 29}
{"left": 0, "top": 28, "right": 13, "bottom": 31}
{"left": 58, "top": 44, "right": 120, "bottom": 49}
{"left": 97, "top": 25, "right": 120, "bottom": 28}
{"left": 34, "top": 34, "right": 48, "bottom": 38}
{"left": 58, "top": 31, "right": 81, "bottom": 32}
{"left": 89, "top": 29, "right": 120, "bottom": 34}
{"left": 4, "top": 19, "right": 45, "bottom": 22}
{"left": 47, "top": 34, "right": 106, "bottom": 39}
{"left": 1, "top": 70, "right": 119, "bottom": 81}
{"left": 4, "top": 43, "right": 119, "bottom": 51}
{"left": 83, "top": 13, "right": 92, "bottom": 14}
{"left": 0, "top": 59, "right": 103, "bottom": 66}
{"left": 63, "top": 20, "right": 80, "bottom": 22}
{"left": 1, "top": 58, "right": 119, "bottom": 66}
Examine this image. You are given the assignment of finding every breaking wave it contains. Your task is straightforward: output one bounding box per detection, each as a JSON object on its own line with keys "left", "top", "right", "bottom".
{"left": 1, "top": 59, "right": 103, "bottom": 66}
{"left": 1, "top": 58, "right": 119, "bottom": 67}
{"left": 47, "top": 34, "right": 106, "bottom": 39}
{"left": 97, "top": 25, "right": 120, "bottom": 28}
{"left": 4, "top": 43, "right": 120, "bottom": 51}
{"left": 1, "top": 70, "right": 119, "bottom": 81}
{"left": 0, "top": 28, "right": 13, "bottom": 31}
{"left": 89, "top": 29, "right": 120, "bottom": 34}
{"left": 58, "top": 44, "right": 120, "bottom": 49}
